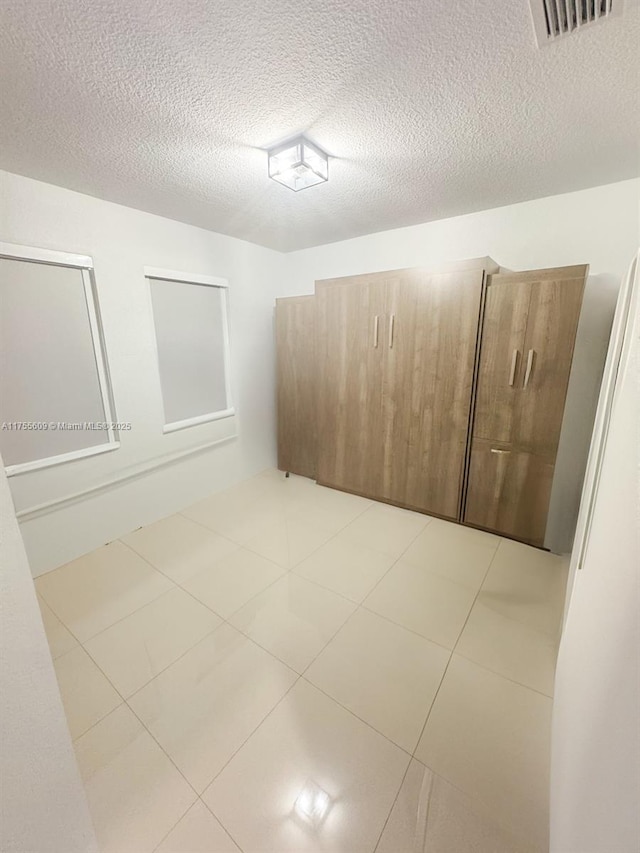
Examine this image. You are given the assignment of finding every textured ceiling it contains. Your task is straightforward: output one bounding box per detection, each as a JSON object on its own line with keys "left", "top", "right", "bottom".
{"left": 1, "top": 0, "right": 638, "bottom": 252}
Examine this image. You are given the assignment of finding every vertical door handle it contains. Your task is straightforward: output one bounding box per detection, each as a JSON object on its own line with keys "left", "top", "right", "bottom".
{"left": 388, "top": 314, "right": 395, "bottom": 349}
{"left": 508, "top": 348, "right": 519, "bottom": 386}
{"left": 373, "top": 315, "right": 379, "bottom": 348}
{"left": 523, "top": 349, "right": 535, "bottom": 388}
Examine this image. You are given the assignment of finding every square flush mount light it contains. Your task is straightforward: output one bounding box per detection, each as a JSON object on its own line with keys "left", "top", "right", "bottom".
{"left": 268, "top": 136, "right": 329, "bottom": 191}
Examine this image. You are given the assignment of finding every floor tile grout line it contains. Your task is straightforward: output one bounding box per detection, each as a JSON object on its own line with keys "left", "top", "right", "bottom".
{"left": 77, "top": 583, "right": 194, "bottom": 649}
{"left": 296, "top": 598, "right": 361, "bottom": 678}
{"left": 38, "top": 532, "right": 195, "bottom": 643}
{"left": 197, "top": 798, "right": 246, "bottom": 853}
{"left": 355, "top": 515, "right": 435, "bottom": 606}
{"left": 40, "top": 576, "right": 177, "bottom": 654}
{"left": 72, "top": 622, "right": 302, "bottom": 831}
{"left": 118, "top": 531, "right": 294, "bottom": 646}
{"left": 200, "top": 674, "right": 302, "bottom": 792}
{"left": 409, "top": 536, "right": 505, "bottom": 760}
{"left": 237, "top": 488, "right": 376, "bottom": 570}
{"left": 451, "top": 537, "right": 506, "bottom": 659}
{"left": 357, "top": 602, "right": 457, "bottom": 655}
{"left": 149, "top": 796, "right": 245, "bottom": 853}
{"left": 70, "top": 697, "right": 127, "bottom": 745}
{"left": 372, "top": 753, "right": 415, "bottom": 853}
{"left": 121, "top": 700, "right": 203, "bottom": 812}
{"left": 298, "top": 675, "right": 415, "bottom": 759}
{"left": 72, "top": 681, "right": 202, "bottom": 807}
{"left": 448, "top": 651, "right": 555, "bottom": 700}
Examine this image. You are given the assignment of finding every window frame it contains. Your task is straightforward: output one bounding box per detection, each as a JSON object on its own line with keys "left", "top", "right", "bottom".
{"left": 144, "top": 266, "right": 234, "bottom": 434}
{"left": 0, "top": 242, "right": 119, "bottom": 476}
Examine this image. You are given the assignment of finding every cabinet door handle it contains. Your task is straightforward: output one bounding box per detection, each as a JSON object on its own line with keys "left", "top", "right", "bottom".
{"left": 388, "top": 314, "right": 395, "bottom": 349}
{"left": 490, "top": 448, "right": 511, "bottom": 454}
{"left": 523, "top": 349, "right": 535, "bottom": 388}
{"left": 373, "top": 315, "right": 379, "bottom": 348}
{"left": 508, "top": 348, "right": 519, "bottom": 386}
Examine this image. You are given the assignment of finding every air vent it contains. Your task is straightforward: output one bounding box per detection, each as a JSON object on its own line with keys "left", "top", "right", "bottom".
{"left": 529, "top": 0, "right": 622, "bottom": 46}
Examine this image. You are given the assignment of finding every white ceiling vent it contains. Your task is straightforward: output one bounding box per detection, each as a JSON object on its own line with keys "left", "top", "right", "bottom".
{"left": 529, "top": 0, "right": 623, "bottom": 46}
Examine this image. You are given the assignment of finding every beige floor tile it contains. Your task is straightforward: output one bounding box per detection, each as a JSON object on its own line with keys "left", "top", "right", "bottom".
{"left": 75, "top": 704, "right": 196, "bottom": 853}
{"left": 183, "top": 548, "right": 285, "bottom": 618}
{"left": 180, "top": 484, "right": 266, "bottom": 536}
{"left": 155, "top": 800, "right": 240, "bottom": 853}
{"left": 294, "top": 536, "right": 396, "bottom": 603}
{"left": 84, "top": 587, "right": 222, "bottom": 697}
{"left": 456, "top": 599, "right": 558, "bottom": 696}
{"left": 244, "top": 515, "right": 335, "bottom": 569}
{"left": 480, "top": 540, "right": 569, "bottom": 637}
{"left": 229, "top": 574, "right": 355, "bottom": 673}
{"left": 36, "top": 541, "right": 173, "bottom": 642}
{"left": 184, "top": 496, "right": 284, "bottom": 546}
{"left": 288, "top": 489, "right": 373, "bottom": 534}
{"left": 402, "top": 518, "right": 499, "bottom": 590}
{"left": 364, "top": 560, "right": 477, "bottom": 649}
{"left": 54, "top": 646, "right": 122, "bottom": 739}
{"left": 377, "top": 759, "right": 541, "bottom": 853}
{"left": 203, "top": 679, "right": 409, "bottom": 853}
{"left": 129, "top": 624, "right": 297, "bottom": 792}
{"left": 339, "top": 503, "right": 429, "bottom": 558}
{"left": 122, "top": 514, "right": 239, "bottom": 584}
{"left": 415, "top": 655, "right": 552, "bottom": 850}
{"left": 306, "top": 608, "right": 449, "bottom": 751}
{"left": 38, "top": 595, "right": 78, "bottom": 658}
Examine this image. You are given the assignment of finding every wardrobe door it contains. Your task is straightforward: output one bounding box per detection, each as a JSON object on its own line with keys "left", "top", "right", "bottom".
{"left": 276, "top": 296, "right": 316, "bottom": 479}
{"left": 473, "top": 279, "right": 531, "bottom": 444}
{"left": 384, "top": 268, "right": 484, "bottom": 519}
{"left": 464, "top": 265, "right": 587, "bottom": 547}
{"left": 316, "top": 277, "right": 387, "bottom": 498}
{"left": 515, "top": 271, "right": 586, "bottom": 456}
{"left": 464, "top": 439, "right": 554, "bottom": 547}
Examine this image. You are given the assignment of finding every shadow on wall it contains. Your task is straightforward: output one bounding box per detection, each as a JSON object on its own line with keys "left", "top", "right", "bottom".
{"left": 545, "top": 273, "right": 619, "bottom": 555}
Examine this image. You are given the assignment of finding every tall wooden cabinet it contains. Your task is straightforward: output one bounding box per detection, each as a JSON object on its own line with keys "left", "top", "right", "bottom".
{"left": 463, "top": 266, "right": 587, "bottom": 546}
{"left": 276, "top": 295, "right": 316, "bottom": 479}
{"left": 315, "top": 263, "right": 491, "bottom": 519}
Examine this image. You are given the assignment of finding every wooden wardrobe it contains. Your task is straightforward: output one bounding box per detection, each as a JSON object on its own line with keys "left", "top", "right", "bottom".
{"left": 275, "top": 260, "right": 586, "bottom": 548}
{"left": 276, "top": 295, "right": 316, "bottom": 479}
{"left": 314, "top": 264, "right": 492, "bottom": 519}
{"left": 463, "top": 265, "right": 587, "bottom": 546}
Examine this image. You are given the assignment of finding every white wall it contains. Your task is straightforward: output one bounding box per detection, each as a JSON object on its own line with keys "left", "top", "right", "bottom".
{"left": 0, "top": 454, "right": 98, "bottom": 853}
{"left": 0, "top": 171, "right": 285, "bottom": 575}
{"left": 280, "top": 179, "right": 640, "bottom": 552}
{"left": 550, "top": 257, "right": 639, "bottom": 853}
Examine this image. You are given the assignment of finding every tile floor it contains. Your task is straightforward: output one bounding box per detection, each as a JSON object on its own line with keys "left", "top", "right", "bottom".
{"left": 36, "top": 469, "right": 569, "bottom": 853}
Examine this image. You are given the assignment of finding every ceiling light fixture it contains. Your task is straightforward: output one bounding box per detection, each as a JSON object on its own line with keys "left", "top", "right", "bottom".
{"left": 267, "top": 136, "right": 329, "bottom": 192}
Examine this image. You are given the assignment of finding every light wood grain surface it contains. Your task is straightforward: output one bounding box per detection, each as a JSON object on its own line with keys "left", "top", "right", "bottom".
{"left": 276, "top": 296, "right": 317, "bottom": 478}
{"left": 464, "top": 265, "right": 586, "bottom": 546}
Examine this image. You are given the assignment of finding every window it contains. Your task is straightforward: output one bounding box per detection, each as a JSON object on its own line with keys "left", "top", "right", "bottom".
{"left": 145, "top": 268, "right": 233, "bottom": 433}
{"left": 0, "top": 243, "right": 118, "bottom": 475}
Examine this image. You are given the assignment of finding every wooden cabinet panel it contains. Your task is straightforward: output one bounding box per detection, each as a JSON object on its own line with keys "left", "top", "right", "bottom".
{"left": 515, "top": 275, "right": 585, "bottom": 456}
{"left": 464, "top": 265, "right": 587, "bottom": 546}
{"left": 316, "top": 277, "right": 387, "bottom": 497}
{"left": 465, "top": 439, "right": 554, "bottom": 547}
{"left": 276, "top": 296, "right": 316, "bottom": 479}
{"left": 383, "top": 269, "right": 484, "bottom": 518}
{"left": 473, "top": 279, "right": 531, "bottom": 443}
